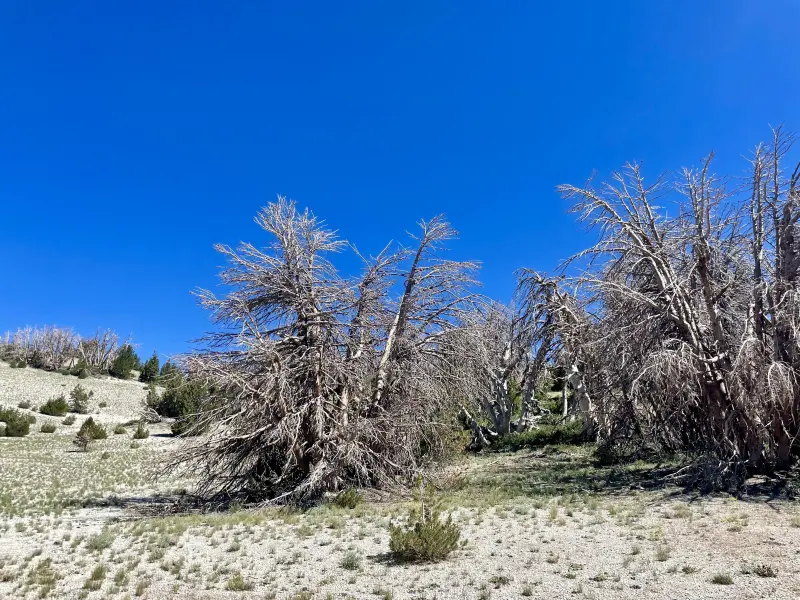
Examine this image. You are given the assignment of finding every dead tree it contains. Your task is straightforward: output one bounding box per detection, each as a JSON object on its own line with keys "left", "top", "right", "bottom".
{"left": 558, "top": 128, "right": 800, "bottom": 474}
{"left": 453, "top": 272, "right": 565, "bottom": 447}
{"left": 165, "top": 198, "right": 478, "bottom": 503}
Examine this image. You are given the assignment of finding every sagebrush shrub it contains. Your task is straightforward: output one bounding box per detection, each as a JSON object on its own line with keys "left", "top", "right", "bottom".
{"left": 40, "top": 422, "right": 57, "bottom": 433}
{"left": 63, "top": 414, "right": 76, "bottom": 426}
{"left": 17, "top": 400, "right": 31, "bottom": 410}
{"left": 113, "top": 424, "right": 126, "bottom": 435}
{"left": 40, "top": 394, "right": 70, "bottom": 417}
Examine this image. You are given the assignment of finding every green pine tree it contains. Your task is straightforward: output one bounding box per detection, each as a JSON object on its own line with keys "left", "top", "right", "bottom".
{"left": 139, "top": 352, "right": 160, "bottom": 383}
{"left": 109, "top": 344, "right": 139, "bottom": 379}
{"left": 159, "top": 360, "right": 182, "bottom": 385}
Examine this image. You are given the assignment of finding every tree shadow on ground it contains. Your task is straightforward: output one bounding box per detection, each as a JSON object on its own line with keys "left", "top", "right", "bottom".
{"left": 451, "top": 446, "right": 799, "bottom": 504}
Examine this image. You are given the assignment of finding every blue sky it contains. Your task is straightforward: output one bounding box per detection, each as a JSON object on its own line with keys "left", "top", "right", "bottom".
{"left": 1, "top": 1, "right": 799, "bottom": 361}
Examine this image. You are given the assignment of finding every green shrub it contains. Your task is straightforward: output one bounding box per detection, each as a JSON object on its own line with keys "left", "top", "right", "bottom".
{"left": 77, "top": 417, "right": 107, "bottom": 440}
{"left": 109, "top": 344, "right": 139, "bottom": 380}
{"left": 157, "top": 378, "right": 205, "bottom": 418}
{"left": 332, "top": 488, "right": 363, "bottom": 509}
{"left": 69, "top": 359, "right": 89, "bottom": 376}
{"left": 16, "top": 360, "right": 27, "bottom": 368}
{"left": 63, "top": 414, "right": 76, "bottom": 426}
{"left": 159, "top": 377, "right": 208, "bottom": 436}
{"left": 29, "top": 350, "right": 46, "bottom": 369}
{"left": 69, "top": 385, "right": 93, "bottom": 414}
{"left": 0, "top": 407, "right": 31, "bottom": 437}
{"left": 113, "top": 424, "right": 127, "bottom": 435}
{"left": 77, "top": 368, "right": 89, "bottom": 379}
{"left": 145, "top": 383, "right": 160, "bottom": 410}
{"left": 491, "top": 420, "right": 587, "bottom": 452}
{"left": 98, "top": 401, "right": 107, "bottom": 408}
{"left": 40, "top": 422, "right": 57, "bottom": 433}
{"left": 389, "top": 511, "right": 461, "bottom": 563}
{"left": 388, "top": 481, "right": 461, "bottom": 562}
{"left": 40, "top": 394, "right": 70, "bottom": 417}
{"left": 340, "top": 551, "right": 362, "bottom": 570}
{"left": 17, "top": 400, "right": 31, "bottom": 410}
{"left": 57, "top": 368, "right": 70, "bottom": 376}
{"left": 133, "top": 421, "right": 149, "bottom": 439}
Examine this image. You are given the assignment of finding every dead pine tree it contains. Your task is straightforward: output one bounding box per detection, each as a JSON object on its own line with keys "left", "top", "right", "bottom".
{"left": 165, "top": 197, "right": 478, "bottom": 504}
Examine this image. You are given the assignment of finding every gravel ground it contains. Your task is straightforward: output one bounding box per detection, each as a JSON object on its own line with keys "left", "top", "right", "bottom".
{"left": 2, "top": 364, "right": 800, "bottom": 599}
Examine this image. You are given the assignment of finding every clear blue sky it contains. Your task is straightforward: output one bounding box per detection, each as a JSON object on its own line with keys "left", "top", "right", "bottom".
{"left": 1, "top": 1, "right": 798, "bottom": 360}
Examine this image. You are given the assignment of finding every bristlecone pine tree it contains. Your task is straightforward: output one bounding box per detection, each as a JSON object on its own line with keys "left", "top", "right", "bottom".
{"left": 165, "top": 198, "right": 478, "bottom": 503}
{"left": 109, "top": 344, "right": 138, "bottom": 379}
{"left": 139, "top": 352, "right": 159, "bottom": 383}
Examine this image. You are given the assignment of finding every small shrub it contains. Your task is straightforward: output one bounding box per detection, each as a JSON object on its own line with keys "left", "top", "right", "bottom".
{"left": 40, "top": 394, "right": 70, "bottom": 417}
{"left": 0, "top": 407, "right": 31, "bottom": 437}
{"left": 681, "top": 565, "right": 698, "bottom": 574}
{"left": 130, "top": 441, "right": 141, "bottom": 449}
{"left": 77, "top": 369, "right": 89, "bottom": 379}
{"left": 333, "top": 488, "right": 363, "bottom": 509}
{"left": 98, "top": 401, "right": 107, "bottom": 408}
{"left": 340, "top": 551, "right": 362, "bottom": 570}
{"left": 40, "top": 423, "right": 57, "bottom": 433}
{"left": 69, "top": 359, "right": 89, "bottom": 377}
{"left": 86, "top": 530, "right": 115, "bottom": 551}
{"left": 69, "top": 385, "right": 93, "bottom": 414}
{"left": 114, "top": 424, "right": 127, "bottom": 435}
{"left": 57, "top": 368, "right": 70, "bottom": 375}
{"left": 62, "top": 414, "right": 76, "bottom": 426}
{"left": 77, "top": 417, "right": 107, "bottom": 440}
{"left": 226, "top": 572, "right": 253, "bottom": 592}
{"left": 711, "top": 573, "right": 733, "bottom": 585}
{"left": 389, "top": 509, "right": 461, "bottom": 562}
{"left": 17, "top": 400, "right": 31, "bottom": 410}
{"left": 753, "top": 564, "right": 777, "bottom": 578}
{"left": 133, "top": 421, "right": 149, "bottom": 439}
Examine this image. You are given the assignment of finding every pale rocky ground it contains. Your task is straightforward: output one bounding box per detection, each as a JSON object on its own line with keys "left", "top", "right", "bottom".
{"left": 2, "top": 362, "right": 800, "bottom": 599}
